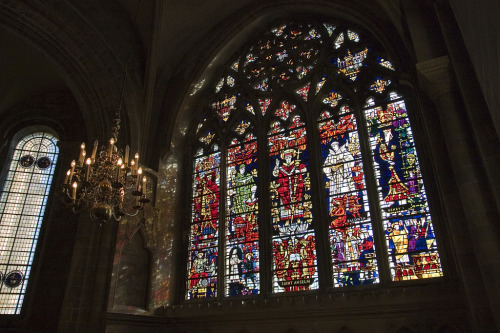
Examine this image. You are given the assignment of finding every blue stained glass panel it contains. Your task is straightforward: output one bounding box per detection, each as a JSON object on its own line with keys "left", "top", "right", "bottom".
{"left": 364, "top": 96, "right": 443, "bottom": 281}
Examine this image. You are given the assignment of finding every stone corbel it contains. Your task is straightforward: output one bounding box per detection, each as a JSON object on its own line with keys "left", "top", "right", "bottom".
{"left": 416, "top": 55, "right": 456, "bottom": 101}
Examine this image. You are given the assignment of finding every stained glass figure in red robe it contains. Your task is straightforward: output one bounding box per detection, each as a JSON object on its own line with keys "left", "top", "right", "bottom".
{"left": 272, "top": 149, "right": 307, "bottom": 223}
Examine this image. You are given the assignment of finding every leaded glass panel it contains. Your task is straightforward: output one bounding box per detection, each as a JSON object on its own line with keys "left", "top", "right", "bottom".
{"left": 268, "top": 104, "right": 318, "bottom": 293}
{"left": 364, "top": 95, "right": 443, "bottom": 280}
{"left": 187, "top": 146, "right": 221, "bottom": 299}
{"left": 0, "top": 132, "right": 59, "bottom": 314}
{"left": 186, "top": 19, "right": 443, "bottom": 301}
{"left": 318, "top": 104, "right": 379, "bottom": 287}
{"left": 225, "top": 132, "right": 260, "bottom": 296}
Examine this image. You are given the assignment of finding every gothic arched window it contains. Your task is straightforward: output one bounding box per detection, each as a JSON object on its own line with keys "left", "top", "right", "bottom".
{"left": 0, "top": 131, "right": 59, "bottom": 314}
{"left": 186, "top": 21, "right": 442, "bottom": 300}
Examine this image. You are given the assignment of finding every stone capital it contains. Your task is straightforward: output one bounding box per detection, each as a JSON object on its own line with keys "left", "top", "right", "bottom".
{"left": 416, "top": 55, "right": 456, "bottom": 101}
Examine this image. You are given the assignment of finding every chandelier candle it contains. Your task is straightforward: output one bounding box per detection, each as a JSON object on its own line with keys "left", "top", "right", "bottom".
{"left": 60, "top": 116, "right": 149, "bottom": 224}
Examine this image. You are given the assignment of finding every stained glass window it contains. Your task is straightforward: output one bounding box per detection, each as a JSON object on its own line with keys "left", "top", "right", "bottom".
{"left": 0, "top": 131, "right": 59, "bottom": 314}
{"left": 186, "top": 20, "right": 442, "bottom": 300}
{"left": 318, "top": 104, "right": 379, "bottom": 287}
{"left": 226, "top": 128, "right": 260, "bottom": 296}
{"left": 364, "top": 94, "right": 442, "bottom": 280}
{"left": 269, "top": 104, "right": 318, "bottom": 292}
{"left": 187, "top": 144, "right": 220, "bottom": 299}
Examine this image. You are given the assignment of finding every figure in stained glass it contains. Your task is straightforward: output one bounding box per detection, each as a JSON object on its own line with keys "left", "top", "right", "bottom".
{"left": 374, "top": 126, "right": 408, "bottom": 206}
{"left": 228, "top": 246, "right": 243, "bottom": 281}
{"left": 268, "top": 106, "right": 318, "bottom": 292}
{"left": 365, "top": 97, "right": 442, "bottom": 280}
{"left": 386, "top": 221, "right": 408, "bottom": 263}
{"left": 230, "top": 164, "right": 257, "bottom": 214}
{"left": 225, "top": 134, "right": 260, "bottom": 296}
{"left": 319, "top": 106, "right": 379, "bottom": 287}
{"left": 190, "top": 252, "right": 209, "bottom": 287}
{"left": 359, "top": 233, "right": 375, "bottom": 268}
{"left": 242, "top": 252, "right": 257, "bottom": 288}
{"left": 272, "top": 149, "right": 308, "bottom": 223}
{"left": 404, "top": 153, "right": 420, "bottom": 196}
{"left": 188, "top": 148, "right": 221, "bottom": 299}
{"left": 186, "top": 20, "right": 445, "bottom": 300}
{"left": 193, "top": 168, "right": 220, "bottom": 222}
{"left": 187, "top": 248, "right": 217, "bottom": 299}
{"left": 323, "top": 140, "right": 355, "bottom": 196}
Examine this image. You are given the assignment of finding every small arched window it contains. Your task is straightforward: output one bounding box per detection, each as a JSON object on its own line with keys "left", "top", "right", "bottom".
{"left": 186, "top": 20, "right": 442, "bottom": 299}
{"left": 0, "top": 131, "right": 59, "bottom": 314}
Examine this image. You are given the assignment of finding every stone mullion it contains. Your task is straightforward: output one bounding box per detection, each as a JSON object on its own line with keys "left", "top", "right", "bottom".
{"left": 355, "top": 97, "right": 392, "bottom": 286}
{"left": 305, "top": 103, "right": 332, "bottom": 292}
{"left": 257, "top": 114, "right": 272, "bottom": 296}
{"left": 217, "top": 140, "right": 227, "bottom": 300}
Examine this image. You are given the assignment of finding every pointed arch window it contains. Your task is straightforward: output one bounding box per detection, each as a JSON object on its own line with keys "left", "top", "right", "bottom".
{"left": 186, "top": 20, "right": 442, "bottom": 300}
{"left": 0, "top": 131, "right": 59, "bottom": 314}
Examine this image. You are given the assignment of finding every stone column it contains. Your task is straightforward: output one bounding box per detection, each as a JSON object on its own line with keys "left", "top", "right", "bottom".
{"left": 434, "top": 1, "right": 500, "bottom": 211}
{"left": 57, "top": 213, "right": 118, "bottom": 333}
{"left": 56, "top": 140, "right": 120, "bottom": 332}
{"left": 417, "top": 55, "right": 500, "bottom": 332}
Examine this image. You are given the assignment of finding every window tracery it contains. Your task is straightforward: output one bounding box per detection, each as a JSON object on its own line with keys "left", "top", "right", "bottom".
{"left": 186, "top": 20, "right": 442, "bottom": 300}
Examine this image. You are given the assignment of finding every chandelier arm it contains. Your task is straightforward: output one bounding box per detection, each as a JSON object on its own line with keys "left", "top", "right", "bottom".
{"left": 121, "top": 210, "right": 141, "bottom": 218}
{"left": 122, "top": 196, "right": 142, "bottom": 206}
{"left": 71, "top": 205, "right": 86, "bottom": 215}
{"left": 112, "top": 212, "right": 123, "bottom": 222}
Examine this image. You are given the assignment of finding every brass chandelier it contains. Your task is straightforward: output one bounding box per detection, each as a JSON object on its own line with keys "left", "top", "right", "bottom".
{"left": 60, "top": 0, "right": 148, "bottom": 224}
{"left": 60, "top": 114, "right": 149, "bottom": 224}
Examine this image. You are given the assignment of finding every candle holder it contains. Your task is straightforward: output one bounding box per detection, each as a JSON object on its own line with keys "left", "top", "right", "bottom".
{"left": 60, "top": 115, "right": 150, "bottom": 225}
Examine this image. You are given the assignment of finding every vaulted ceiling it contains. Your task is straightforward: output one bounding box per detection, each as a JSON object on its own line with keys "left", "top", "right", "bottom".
{"left": 0, "top": 0, "right": 496, "bottom": 166}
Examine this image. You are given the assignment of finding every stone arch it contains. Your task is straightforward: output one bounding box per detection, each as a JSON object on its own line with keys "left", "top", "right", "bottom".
{"left": 152, "top": 1, "right": 420, "bottom": 305}
{"left": 151, "top": 1, "right": 414, "bottom": 167}
{"left": 0, "top": 91, "right": 83, "bottom": 144}
{"left": 0, "top": 1, "right": 145, "bottom": 148}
